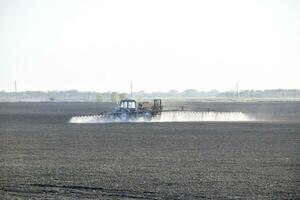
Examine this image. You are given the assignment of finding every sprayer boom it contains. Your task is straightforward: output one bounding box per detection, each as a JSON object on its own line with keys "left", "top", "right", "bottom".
{"left": 69, "top": 99, "right": 250, "bottom": 123}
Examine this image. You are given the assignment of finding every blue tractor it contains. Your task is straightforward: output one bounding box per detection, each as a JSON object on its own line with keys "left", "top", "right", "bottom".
{"left": 111, "top": 99, "right": 162, "bottom": 122}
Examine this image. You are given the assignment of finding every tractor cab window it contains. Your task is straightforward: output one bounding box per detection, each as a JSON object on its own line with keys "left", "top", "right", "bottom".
{"left": 128, "top": 101, "right": 136, "bottom": 109}
{"left": 120, "top": 101, "right": 136, "bottom": 109}
{"left": 120, "top": 101, "right": 128, "bottom": 109}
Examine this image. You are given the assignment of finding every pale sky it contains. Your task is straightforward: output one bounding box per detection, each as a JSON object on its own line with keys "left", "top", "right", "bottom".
{"left": 0, "top": 0, "right": 299, "bottom": 92}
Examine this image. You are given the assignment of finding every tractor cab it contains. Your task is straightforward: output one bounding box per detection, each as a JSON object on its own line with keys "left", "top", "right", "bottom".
{"left": 119, "top": 99, "right": 137, "bottom": 110}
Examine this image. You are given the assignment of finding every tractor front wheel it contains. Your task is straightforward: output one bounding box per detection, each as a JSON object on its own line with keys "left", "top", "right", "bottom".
{"left": 119, "top": 112, "right": 129, "bottom": 122}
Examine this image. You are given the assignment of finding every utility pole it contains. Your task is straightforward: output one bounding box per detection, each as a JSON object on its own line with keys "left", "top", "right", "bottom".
{"left": 14, "top": 80, "right": 17, "bottom": 101}
{"left": 130, "top": 81, "right": 133, "bottom": 98}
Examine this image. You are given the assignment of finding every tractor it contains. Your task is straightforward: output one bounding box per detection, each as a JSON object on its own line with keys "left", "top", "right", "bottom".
{"left": 111, "top": 99, "right": 162, "bottom": 122}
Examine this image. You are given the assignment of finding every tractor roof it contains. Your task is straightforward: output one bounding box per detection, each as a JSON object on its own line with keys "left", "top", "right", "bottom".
{"left": 120, "top": 98, "right": 136, "bottom": 102}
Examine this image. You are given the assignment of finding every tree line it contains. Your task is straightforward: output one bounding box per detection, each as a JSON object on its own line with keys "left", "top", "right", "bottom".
{"left": 0, "top": 89, "right": 300, "bottom": 101}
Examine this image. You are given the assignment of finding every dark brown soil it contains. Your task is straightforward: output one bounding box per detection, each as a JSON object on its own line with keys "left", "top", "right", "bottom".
{"left": 0, "top": 102, "right": 299, "bottom": 199}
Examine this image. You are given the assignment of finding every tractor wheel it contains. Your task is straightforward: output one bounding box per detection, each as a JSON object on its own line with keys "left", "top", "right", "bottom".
{"left": 143, "top": 112, "right": 152, "bottom": 121}
{"left": 119, "top": 111, "right": 129, "bottom": 122}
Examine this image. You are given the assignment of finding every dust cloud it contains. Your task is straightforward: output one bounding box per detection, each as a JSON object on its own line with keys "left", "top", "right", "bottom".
{"left": 69, "top": 111, "right": 252, "bottom": 123}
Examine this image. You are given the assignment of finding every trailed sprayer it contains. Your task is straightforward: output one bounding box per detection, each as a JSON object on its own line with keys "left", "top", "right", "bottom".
{"left": 69, "top": 99, "right": 251, "bottom": 123}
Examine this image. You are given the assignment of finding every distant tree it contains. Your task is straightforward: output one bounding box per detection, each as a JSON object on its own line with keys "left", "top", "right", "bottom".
{"left": 96, "top": 93, "right": 104, "bottom": 102}
{"left": 111, "top": 92, "right": 119, "bottom": 102}
{"left": 119, "top": 93, "right": 127, "bottom": 100}
{"left": 183, "top": 89, "right": 198, "bottom": 97}
{"left": 168, "top": 89, "right": 179, "bottom": 96}
{"left": 135, "top": 90, "right": 145, "bottom": 96}
{"left": 49, "top": 97, "right": 55, "bottom": 102}
{"left": 207, "top": 89, "right": 219, "bottom": 96}
{"left": 136, "top": 96, "right": 143, "bottom": 101}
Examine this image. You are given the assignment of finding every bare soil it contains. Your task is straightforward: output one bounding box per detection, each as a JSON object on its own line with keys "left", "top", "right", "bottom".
{"left": 0, "top": 102, "right": 299, "bottom": 199}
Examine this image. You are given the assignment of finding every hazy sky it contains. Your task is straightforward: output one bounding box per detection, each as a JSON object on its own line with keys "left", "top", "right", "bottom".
{"left": 1, "top": 0, "right": 299, "bottom": 92}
